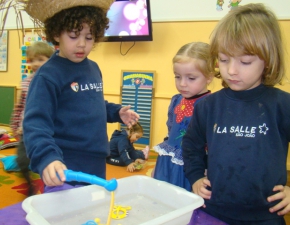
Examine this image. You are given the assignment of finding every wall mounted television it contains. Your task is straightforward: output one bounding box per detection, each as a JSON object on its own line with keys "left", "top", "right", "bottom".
{"left": 104, "top": 0, "right": 153, "bottom": 42}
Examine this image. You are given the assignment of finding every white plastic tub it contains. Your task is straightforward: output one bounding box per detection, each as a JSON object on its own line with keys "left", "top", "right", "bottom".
{"left": 22, "top": 175, "right": 203, "bottom": 225}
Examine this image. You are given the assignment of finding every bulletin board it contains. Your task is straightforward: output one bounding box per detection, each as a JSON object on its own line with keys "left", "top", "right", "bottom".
{"left": 20, "top": 31, "right": 54, "bottom": 81}
{"left": 0, "top": 86, "right": 16, "bottom": 125}
{"left": 119, "top": 71, "right": 155, "bottom": 148}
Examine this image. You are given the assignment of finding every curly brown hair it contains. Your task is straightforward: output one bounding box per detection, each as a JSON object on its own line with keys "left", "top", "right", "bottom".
{"left": 44, "top": 6, "right": 109, "bottom": 45}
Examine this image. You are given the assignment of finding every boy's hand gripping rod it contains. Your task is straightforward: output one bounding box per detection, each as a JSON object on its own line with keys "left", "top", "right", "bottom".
{"left": 62, "top": 169, "right": 117, "bottom": 191}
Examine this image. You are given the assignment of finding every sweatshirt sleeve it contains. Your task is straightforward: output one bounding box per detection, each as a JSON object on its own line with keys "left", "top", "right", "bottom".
{"left": 106, "top": 101, "right": 122, "bottom": 123}
{"left": 23, "top": 75, "right": 64, "bottom": 176}
{"left": 182, "top": 101, "right": 207, "bottom": 185}
{"left": 279, "top": 92, "right": 290, "bottom": 142}
{"left": 117, "top": 137, "right": 134, "bottom": 165}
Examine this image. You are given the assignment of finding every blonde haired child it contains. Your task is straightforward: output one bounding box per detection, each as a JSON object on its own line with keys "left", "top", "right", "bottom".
{"left": 10, "top": 41, "right": 54, "bottom": 196}
{"left": 107, "top": 122, "right": 149, "bottom": 172}
{"left": 182, "top": 3, "right": 290, "bottom": 224}
{"left": 153, "top": 42, "right": 215, "bottom": 191}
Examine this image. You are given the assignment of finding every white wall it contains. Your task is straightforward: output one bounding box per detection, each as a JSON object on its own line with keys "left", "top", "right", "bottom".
{"left": 3, "top": 0, "right": 290, "bottom": 30}
{"left": 150, "top": 0, "right": 290, "bottom": 22}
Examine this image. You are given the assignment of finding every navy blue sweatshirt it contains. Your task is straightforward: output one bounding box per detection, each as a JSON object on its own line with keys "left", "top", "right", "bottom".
{"left": 23, "top": 52, "right": 122, "bottom": 177}
{"left": 182, "top": 84, "right": 290, "bottom": 221}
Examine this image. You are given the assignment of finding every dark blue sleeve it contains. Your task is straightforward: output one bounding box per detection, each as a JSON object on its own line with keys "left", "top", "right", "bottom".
{"left": 106, "top": 101, "right": 122, "bottom": 123}
{"left": 23, "top": 75, "right": 64, "bottom": 176}
{"left": 166, "top": 94, "right": 180, "bottom": 135}
{"left": 182, "top": 102, "right": 207, "bottom": 185}
{"left": 278, "top": 91, "right": 290, "bottom": 141}
{"left": 117, "top": 137, "right": 134, "bottom": 165}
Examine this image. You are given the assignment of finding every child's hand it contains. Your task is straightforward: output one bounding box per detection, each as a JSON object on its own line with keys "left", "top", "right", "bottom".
{"left": 134, "top": 159, "right": 146, "bottom": 170}
{"left": 268, "top": 185, "right": 290, "bottom": 215}
{"left": 192, "top": 177, "right": 211, "bottom": 207}
{"left": 135, "top": 158, "right": 145, "bottom": 164}
{"left": 127, "top": 162, "right": 136, "bottom": 172}
{"left": 42, "top": 160, "right": 67, "bottom": 186}
{"left": 119, "top": 105, "right": 140, "bottom": 128}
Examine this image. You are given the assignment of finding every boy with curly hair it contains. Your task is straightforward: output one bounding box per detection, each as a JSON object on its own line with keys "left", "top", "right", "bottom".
{"left": 23, "top": 1, "right": 139, "bottom": 187}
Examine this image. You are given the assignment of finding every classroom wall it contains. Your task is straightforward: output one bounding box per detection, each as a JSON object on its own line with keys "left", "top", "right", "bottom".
{"left": 1, "top": 20, "right": 290, "bottom": 166}
{"left": 150, "top": 0, "right": 290, "bottom": 22}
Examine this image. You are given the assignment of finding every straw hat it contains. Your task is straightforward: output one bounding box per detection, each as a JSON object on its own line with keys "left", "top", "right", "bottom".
{"left": 18, "top": 0, "right": 115, "bottom": 23}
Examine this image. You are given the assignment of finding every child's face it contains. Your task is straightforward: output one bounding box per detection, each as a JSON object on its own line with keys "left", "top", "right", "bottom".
{"left": 130, "top": 132, "right": 143, "bottom": 143}
{"left": 218, "top": 53, "right": 265, "bottom": 91}
{"left": 173, "top": 60, "right": 212, "bottom": 98}
{"left": 54, "top": 23, "right": 94, "bottom": 63}
{"left": 30, "top": 55, "right": 49, "bottom": 72}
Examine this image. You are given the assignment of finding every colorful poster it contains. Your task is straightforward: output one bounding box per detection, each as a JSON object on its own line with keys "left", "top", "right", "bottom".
{"left": 0, "top": 31, "right": 8, "bottom": 71}
{"left": 122, "top": 71, "right": 154, "bottom": 88}
{"left": 21, "top": 32, "right": 55, "bottom": 80}
{"left": 121, "top": 71, "right": 155, "bottom": 146}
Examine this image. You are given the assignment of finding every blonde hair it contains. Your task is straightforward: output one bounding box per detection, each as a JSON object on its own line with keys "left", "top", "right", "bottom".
{"left": 173, "top": 42, "right": 215, "bottom": 79}
{"left": 126, "top": 122, "right": 143, "bottom": 139}
{"left": 26, "top": 41, "right": 54, "bottom": 60}
{"left": 210, "top": 3, "right": 285, "bottom": 86}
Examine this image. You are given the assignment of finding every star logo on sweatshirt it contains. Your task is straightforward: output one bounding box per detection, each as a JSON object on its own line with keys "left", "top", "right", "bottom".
{"left": 259, "top": 123, "right": 269, "bottom": 135}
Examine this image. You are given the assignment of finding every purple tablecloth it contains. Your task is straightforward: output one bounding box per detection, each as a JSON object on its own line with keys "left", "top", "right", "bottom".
{"left": 189, "top": 209, "right": 228, "bottom": 225}
{"left": 0, "top": 184, "right": 228, "bottom": 225}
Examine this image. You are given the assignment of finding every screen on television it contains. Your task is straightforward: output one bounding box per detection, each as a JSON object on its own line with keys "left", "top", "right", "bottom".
{"left": 104, "top": 0, "right": 153, "bottom": 42}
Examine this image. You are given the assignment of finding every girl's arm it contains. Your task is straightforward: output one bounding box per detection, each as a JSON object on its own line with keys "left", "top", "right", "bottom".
{"left": 166, "top": 94, "right": 180, "bottom": 136}
{"left": 117, "top": 138, "right": 134, "bottom": 166}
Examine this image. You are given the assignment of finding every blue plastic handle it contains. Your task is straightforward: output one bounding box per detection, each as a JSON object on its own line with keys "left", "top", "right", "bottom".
{"left": 82, "top": 220, "right": 98, "bottom": 225}
{"left": 63, "top": 169, "right": 117, "bottom": 191}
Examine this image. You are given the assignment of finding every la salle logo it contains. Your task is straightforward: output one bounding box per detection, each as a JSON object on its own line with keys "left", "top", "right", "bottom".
{"left": 71, "top": 82, "right": 79, "bottom": 92}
